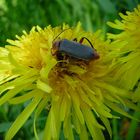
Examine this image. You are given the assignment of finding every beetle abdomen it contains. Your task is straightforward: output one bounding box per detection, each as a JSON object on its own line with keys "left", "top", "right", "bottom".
{"left": 59, "top": 39, "right": 95, "bottom": 61}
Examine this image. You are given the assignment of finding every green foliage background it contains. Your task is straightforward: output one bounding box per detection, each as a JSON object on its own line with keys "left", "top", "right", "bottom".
{"left": 0, "top": 0, "right": 140, "bottom": 140}
{"left": 0, "top": 0, "right": 139, "bottom": 46}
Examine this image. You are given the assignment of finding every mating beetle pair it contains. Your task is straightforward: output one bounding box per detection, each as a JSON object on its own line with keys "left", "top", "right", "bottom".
{"left": 51, "top": 29, "right": 99, "bottom": 63}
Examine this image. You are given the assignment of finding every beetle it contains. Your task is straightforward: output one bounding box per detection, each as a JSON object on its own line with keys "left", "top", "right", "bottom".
{"left": 51, "top": 29, "right": 99, "bottom": 63}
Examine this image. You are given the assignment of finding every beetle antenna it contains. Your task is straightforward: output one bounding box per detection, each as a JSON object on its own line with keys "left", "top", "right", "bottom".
{"left": 80, "top": 37, "right": 94, "bottom": 48}
{"left": 53, "top": 28, "right": 71, "bottom": 42}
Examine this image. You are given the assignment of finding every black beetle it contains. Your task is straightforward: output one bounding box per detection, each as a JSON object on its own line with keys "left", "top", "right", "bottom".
{"left": 52, "top": 37, "right": 99, "bottom": 62}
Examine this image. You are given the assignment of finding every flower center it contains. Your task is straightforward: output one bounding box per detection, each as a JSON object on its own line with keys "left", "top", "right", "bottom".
{"left": 54, "top": 56, "right": 88, "bottom": 77}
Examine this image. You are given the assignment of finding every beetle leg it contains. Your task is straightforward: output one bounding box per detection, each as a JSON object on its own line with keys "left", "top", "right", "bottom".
{"left": 74, "top": 60, "right": 88, "bottom": 69}
{"left": 63, "top": 55, "right": 68, "bottom": 62}
{"left": 79, "top": 37, "right": 94, "bottom": 48}
{"left": 79, "top": 37, "right": 84, "bottom": 44}
{"left": 73, "top": 38, "right": 77, "bottom": 41}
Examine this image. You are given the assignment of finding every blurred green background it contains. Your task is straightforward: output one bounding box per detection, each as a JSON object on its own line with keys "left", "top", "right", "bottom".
{"left": 0, "top": 0, "right": 140, "bottom": 140}
{"left": 0, "top": 0, "right": 140, "bottom": 46}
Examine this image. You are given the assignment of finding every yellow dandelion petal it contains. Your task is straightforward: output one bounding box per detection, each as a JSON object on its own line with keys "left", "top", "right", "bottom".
{"left": 64, "top": 116, "right": 75, "bottom": 140}
{"left": 72, "top": 110, "right": 81, "bottom": 134}
{"left": 83, "top": 108, "right": 105, "bottom": 140}
{"left": 43, "top": 112, "right": 51, "bottom": 140}
{"left": 0, "top": 47, "right": 12, "bottom": 83}
{"left": 60, "top": 95, "right": 68, "bottom": 121}
{"left": 37, "top": 79, "right": 52, "bottom": 93}
{"left": 94, "top": 104, "right": 113, "bottom": 118}
{"left": 0, "top": 84, "right": 29, "bottom": 105}
{"left": 124, "top": 99, "right": 140, "bottom": 112}
{"left": 34, "top": 96, "right": 48, "bottom": 140}
{"left": 107, "top": 5, "right": 140, "bottom": 91}
{"left": 132, "top": 83, "right": 140, "bottom": 102}
{"left": 9, "top": 89, "right": 38, "bottom": 104}
{"left": 79, "top": 125, "right": 88, "bottom": 140}
{"left": 105, "top": 100, "right": 137, "bottom": 120}
{"left": 100, "top": 116, "right": 112, "bottom": 138}
{"left": 5, "top": 90, "right": 43, "bottom": 140}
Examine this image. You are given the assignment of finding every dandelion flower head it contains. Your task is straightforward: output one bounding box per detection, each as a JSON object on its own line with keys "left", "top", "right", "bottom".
{"left": 0, "top": 23, "right": 137, "bottom": 140}
{"left": 107, "top": 5, "right": 140, "bottom": 95}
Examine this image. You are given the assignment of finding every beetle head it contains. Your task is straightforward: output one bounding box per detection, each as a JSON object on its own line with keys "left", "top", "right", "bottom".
{"left": 51, "top": 41, "right": 60, "bottom": 56}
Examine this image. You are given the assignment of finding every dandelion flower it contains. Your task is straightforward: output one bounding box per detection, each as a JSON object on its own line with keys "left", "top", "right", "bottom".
{"left": 107, "top": 5, "right": 140, "bottom": 95}
{"left": 0, "top": 23, "right": 138, "bottom": 140}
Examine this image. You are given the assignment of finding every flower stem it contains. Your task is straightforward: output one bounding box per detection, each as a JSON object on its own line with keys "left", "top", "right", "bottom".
{"left": 112, "top": 119, "right": 119, "bottom": 140}
{"left": 126, "top": 102, "right": 140, "bottom": 140}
